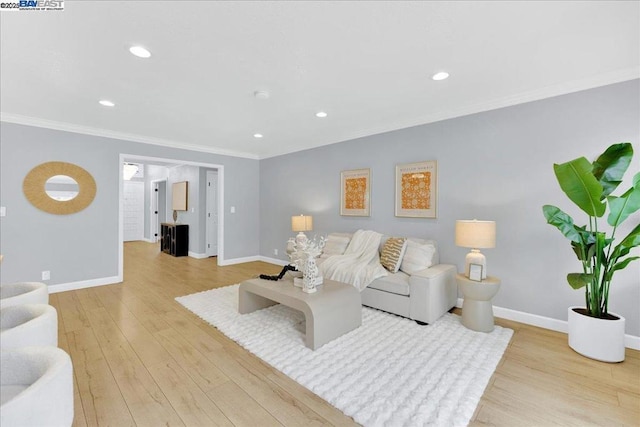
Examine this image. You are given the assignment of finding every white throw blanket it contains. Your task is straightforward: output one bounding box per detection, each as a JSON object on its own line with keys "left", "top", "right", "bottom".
{"left": 319, "top": 229, "right": 388, "bottom": 291}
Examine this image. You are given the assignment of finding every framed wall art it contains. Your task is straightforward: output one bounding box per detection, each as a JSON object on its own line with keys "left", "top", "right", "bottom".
{"left": 469, "top": 263, "right": 484, "bottom": 282}
{"left": 340, "top": 168, "right": 370, "bottom": 216}
{"left": 395, "top": 160, "right": 437, "bottom": 218}
{"left": 172, "top": 181, "right": 188, "bottom": 211}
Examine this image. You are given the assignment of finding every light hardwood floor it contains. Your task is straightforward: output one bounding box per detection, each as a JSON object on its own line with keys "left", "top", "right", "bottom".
{"left": 49, "top": 242, "right": 639, "bottom": 426}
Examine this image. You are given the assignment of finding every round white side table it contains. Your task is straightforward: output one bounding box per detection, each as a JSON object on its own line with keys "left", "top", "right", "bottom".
{"left": 456, "top": 273, "right": 501, "bottom": 332}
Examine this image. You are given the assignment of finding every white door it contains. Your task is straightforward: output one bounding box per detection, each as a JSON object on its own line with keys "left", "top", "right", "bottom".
{"left": 206, "top": 170, "right": 218, "bottom": 256}
{"left": 150, "top": 181, "right": 165, "bottom": 243}
{"left": 124, "top": 181, "right": 144, "bottom": 242}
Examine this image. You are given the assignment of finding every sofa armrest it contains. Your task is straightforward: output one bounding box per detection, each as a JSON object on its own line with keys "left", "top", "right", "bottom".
{"left": 410, "top": 263, "right": 454, "bottom": 280}
{"left": 408, "top": 264, "right": 457, "bottom": 324}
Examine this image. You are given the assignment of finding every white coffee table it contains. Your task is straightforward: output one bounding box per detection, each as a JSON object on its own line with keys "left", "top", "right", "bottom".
{"left": 239, "top": 277, "right": 362, "bottom": 350}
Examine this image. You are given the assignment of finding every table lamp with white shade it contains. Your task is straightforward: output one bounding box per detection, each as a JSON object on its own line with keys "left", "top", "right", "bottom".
{"left": 455, "top": 219, "right": 496, "bottom": 279}
{"left": 291, "top": 214, "right": 313, "bottom": 246}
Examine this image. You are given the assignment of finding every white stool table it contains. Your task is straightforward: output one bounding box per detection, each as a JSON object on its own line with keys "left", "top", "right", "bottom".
{"left": 456, "top": 274, "right": 501, "bottom": 332}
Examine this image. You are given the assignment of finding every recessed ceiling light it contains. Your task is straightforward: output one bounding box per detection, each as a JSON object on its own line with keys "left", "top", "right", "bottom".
{"left": 254, "top": 91, "right": 270, "bottom": 100}
{"left": 316, "top": 111, "right": 328, "bottom": 118}
{"left": 129, "top": 45, "right": 151, "bottom": 58}
{"left": 99, "top": 100, "right": 115, "bottom": 107}
{"left": 432, "top": 71, "right": 449, "bottom": 81}
{"left": 253, "top": 133, "right": 263, "bottom": 138}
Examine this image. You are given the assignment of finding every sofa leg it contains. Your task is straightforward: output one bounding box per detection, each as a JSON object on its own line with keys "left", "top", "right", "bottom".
{"left": 415, "top": 320, "right": 429, "bottom": 326}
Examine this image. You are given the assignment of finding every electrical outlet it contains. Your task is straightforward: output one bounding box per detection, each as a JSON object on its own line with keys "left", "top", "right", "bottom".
{"left": 42, "top": 270, "right": 50, "bottom": 281}
{"left": 274, "top": 249, "right": 278, "bottom": 256}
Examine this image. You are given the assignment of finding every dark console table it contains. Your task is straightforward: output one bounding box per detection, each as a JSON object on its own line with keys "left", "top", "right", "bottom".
{"left": 160, "top": 223, "right": 189, "bottom": 257}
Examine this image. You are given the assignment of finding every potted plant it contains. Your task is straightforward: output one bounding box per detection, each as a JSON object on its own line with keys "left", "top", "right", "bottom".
{"left": 542, "top": 142, "right": 639, "bottom": 362}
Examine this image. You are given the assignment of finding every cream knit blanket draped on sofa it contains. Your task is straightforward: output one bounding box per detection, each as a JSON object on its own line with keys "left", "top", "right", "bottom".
{"left": 319, "top": 229, "right": 388, "bottom": 291}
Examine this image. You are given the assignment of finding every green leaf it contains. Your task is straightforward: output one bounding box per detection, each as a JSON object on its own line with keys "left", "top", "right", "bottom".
{"left": 592, "top": 143, "right": 633, "bottom": 199}
{"left": 605, "top": 257, "right": 640, "bottom": 281}
{"left": 607, "top": 185, "right": 640, "bottom": 227}
{"left": 611, "top": 223, "right": 640, "bottom": 261}
{"left": 567, "top": 273, "right": 592, "bottom": 290}
{"left": 554, "top": 157, "right": 606, "bottom": 217}
{"left": 571, "top": 241, "right": 586, "bottom": 260}
{"left": 576, "top": 225, "right": 597, "bottom": 245}
{"left": 542, "top": 205, "right": 582, "bottom": 243}
{"left": 596, "top": 232, "right": 609, "bottom": 266}
{"left": 586, "top": 242, "right": 596, "bottom": 260}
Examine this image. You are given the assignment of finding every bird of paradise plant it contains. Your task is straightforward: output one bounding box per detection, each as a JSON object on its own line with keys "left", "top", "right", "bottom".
{"left": 543, "top": 142, "right": 640, "bottom": 318}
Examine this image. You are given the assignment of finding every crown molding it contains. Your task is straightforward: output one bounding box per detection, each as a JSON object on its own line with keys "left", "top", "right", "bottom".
{"left": 262, "top": 67, "right": 640, "bottom": 159}
{"left": 0, "top": 113, "right": 260, "bottom": 160}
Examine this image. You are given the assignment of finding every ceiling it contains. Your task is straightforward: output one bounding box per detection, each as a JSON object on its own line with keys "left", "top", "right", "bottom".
{"left": 1, "top": 1, "right": 638, "bottom": 159}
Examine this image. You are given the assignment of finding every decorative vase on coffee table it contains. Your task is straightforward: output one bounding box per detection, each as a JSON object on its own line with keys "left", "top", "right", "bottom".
{"left": 288, "top": 235, "right": 325, "bottom": 293}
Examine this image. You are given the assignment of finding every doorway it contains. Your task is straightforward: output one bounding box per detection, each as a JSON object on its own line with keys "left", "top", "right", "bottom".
{"left": 118, "top": 154, "right": 225, "bottom": 282}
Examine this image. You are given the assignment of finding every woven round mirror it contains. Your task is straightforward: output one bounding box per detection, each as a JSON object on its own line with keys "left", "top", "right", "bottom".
{"left": 23, "top": 161, "right": 96, "bottom": 215}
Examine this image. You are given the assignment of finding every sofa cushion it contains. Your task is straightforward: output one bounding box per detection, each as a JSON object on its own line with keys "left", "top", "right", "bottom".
{"left": 320, "top": 232, "right": 352, "bottom": 258}
{"left": 379, "top": 237, "right": 407, "bottom": 273}
{"left": 400, "top": 240, "right": 436, "bottom": 274}
{"left": 367, "top": 271, "right": 410, "bottom": 296}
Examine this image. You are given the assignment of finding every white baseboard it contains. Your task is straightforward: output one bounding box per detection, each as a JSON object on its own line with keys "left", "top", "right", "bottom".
{"left": 217, "top": 255, "right": 287, "bottom": 267}
{"left": 188, "top": 252, "right": 210, "bottom": 259}
{"left": 455, "top": 298, "right": 640, "bottom": 351}
{"left": 626, "top": 335, "right": 640, "bottom": 350}
{"left": 48, "top": 275, "right": 122, "bottom": 294}
{"left": 217, "top": 255, "right": 262, "bottom": 266}
{"left": 256, "top": 256, "right": 289, "bottom": 266}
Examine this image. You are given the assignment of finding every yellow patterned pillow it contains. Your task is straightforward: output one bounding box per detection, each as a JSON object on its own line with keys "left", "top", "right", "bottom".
{"left": 380, "top": 237, "right": 407, "bottom": 273}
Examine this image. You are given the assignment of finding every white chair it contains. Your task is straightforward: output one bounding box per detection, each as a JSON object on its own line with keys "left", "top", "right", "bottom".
{"left": 0, "top": 347, "right": 74, "bottom": 426}
{"left": 1, "top": 304, "right": 58, "bottom": 349}
{"left": 0, "top": 283, "right": 48, "bottom": 309}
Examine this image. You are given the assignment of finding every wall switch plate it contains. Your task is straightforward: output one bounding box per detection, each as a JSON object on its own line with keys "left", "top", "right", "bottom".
{"left": 42, "top": 271, "right": 50, "bottom": 280}
{"left": 274, "top": 249, "right": 278, "bottom": 256}
{"left": 0, "top": 207, "right": 5, "bottom": 217}
{"left": 230, "top": 206, "right": 236, "bottom": 213}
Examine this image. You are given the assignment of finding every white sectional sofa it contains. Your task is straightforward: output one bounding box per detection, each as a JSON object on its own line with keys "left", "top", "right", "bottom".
{"left": 319, "top": 232, "right": 457, "bottom": 324}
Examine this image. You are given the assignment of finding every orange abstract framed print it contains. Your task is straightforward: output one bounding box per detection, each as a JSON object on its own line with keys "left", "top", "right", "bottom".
{"left": 395, "top": 161, "right": 437, "bottom": 218}
{"left": 340, "top": 168, "right": 370, "bottom": 216}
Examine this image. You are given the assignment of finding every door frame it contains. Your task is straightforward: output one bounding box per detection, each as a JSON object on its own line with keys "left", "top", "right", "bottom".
{"left": 205, "top": 170, "right": 218, "bottom": 257}
{"left": 149, "top": 178, "right": 167, "bottom": 243}
{"left": 118, "top": 154, "right": 225, "bottom": 282}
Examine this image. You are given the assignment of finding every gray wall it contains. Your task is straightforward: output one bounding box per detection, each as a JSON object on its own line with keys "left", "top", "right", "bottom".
{"left": 0, "top": 123, "right": 260, "bottom": 285}
{"left": 260, "top": 80, "right": 640, "bottom": 335}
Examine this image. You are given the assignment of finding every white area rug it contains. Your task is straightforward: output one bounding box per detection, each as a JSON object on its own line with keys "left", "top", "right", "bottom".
{"left": 176, "top": 285, "right": 513, "bottom": 427}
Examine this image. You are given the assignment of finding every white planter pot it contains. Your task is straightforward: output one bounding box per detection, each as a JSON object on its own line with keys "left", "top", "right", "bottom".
{"left": 567, "top": 306, "right": 625, "bottom": 363}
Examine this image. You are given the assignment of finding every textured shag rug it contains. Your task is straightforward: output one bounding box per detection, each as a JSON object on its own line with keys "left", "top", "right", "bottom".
{"left": 176, "top": 284, "right": 513, "bottom": 427}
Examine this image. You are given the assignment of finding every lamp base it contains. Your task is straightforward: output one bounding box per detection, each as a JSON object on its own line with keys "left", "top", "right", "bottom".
{"left": 295, "top": 232, "right": 308, "bottom": 247}
{"left": 465, "top": 249, "right": 487, "bottom": 279}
